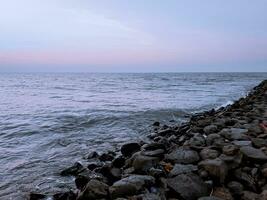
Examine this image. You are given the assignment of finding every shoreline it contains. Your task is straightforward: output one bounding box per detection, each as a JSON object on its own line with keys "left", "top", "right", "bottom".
{"left": 30, "top": 80, "right": 267, "bottom": 200}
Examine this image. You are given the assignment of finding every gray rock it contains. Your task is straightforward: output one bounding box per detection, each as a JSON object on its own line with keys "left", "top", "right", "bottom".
{"left": 212, "top": 187, "right": 233, "bottom": 200}
{"left": 251, "top": 138, "right": 267, "bottom": 148}
{"left": 199, "top": 158, "right": 228, "bottom": 183}
{"left": 198, "top": 197, "right": 223, "bottom": 200}
{"left": 234, "top": 169, "right": 256, "bottom": 191}
{"left": 121, "top": 143, "right": 141, "bottom": 157}
{"left": 232, "top": 140, "right": 252, "bottom": 147}
{"left": 169, "top": 164, "right": 197, "bottom": 177}
{"left": 203, "top": 125, "right": 218, "bottom": 135}
{"left": 141, "top": 149, "right": 165, "bottom": 157}
{"left": 167, "top": 173, "right": 209, "bottom": 200}
{"left": 188, "top": 134, "right": 206, "bottom": 147}
{"left": 222, "top": 144, "right": 239, "bottom": 156}
{"left": 220, "top": 128, "right": 248, "bottom": 140}
{"left": 200, "top": 148, "right": 220, "bottom": 160}
{"left": 241, "top": 191, "right": 259, "bottom": 200}
{"left": 165, "top": 147, "right": 199, "bottom": 164}
{"left": 77, "top": 179, "right": 109, "bottom": 200}
{"left": 227, "top": 181, "right": 244, "bottom": 196}
{"left": 109, "top": 175, "right": 155, "bottom": 198}
{"left": 240, "top": 146, "right": 267, "bottom": 163}
{"left": 131, "top": 153, "right": 160, "bottom": 172}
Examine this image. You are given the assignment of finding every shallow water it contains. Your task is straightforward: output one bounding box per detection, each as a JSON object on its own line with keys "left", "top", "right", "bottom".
{"left": 0, "top": 72, "right": 266, "bottom": 199}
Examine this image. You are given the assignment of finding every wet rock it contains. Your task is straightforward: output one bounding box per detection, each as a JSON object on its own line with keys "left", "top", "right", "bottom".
{"left": 53, "top": 191, "right": 76, "bottom": 200}
{"left": 206, "top": 134, "right": 225, "bottom": 147}
{"left": 134, "top": 193, "right": 162, "bottom": 200}
{"left": 240, "top": 146, "right": 267, "bottom": 163}
{"left": 157, "top": 128, "right": 174, "bottom": 136}
{"left": 99, "top": 151, "right": 115, "bottom": 162}
{"left": 87, "top": 151, "right": 99, "bottom": 159}
{"left": 131, "top": 153, "right": 160, "bottom": 172}
{"left": 75, "top": 170, "right": 105, "bottom": 190}
{"left": 29, "top": 193, "right": 46, "bottom": 200}
{"left": 261, "top": 164, "right": 267, "bottom": 178}
{"left": 199, "top": 158, "right": 228, "bottom": 183}
{"left": 198, "top": 197, "right": 223, "bottom": 200}
{"left": 203, "top": 124, "right": 218, "bottom": 135}
{"left": 241, "top": 191, "right": 259, "bottom": 200}
{"left": 167, "top": 173, "right": 209, "bottom": 200}
{"left": 213, "top": 187, "right": 233, "bottom": 200}
{"left": 153, "top": 121, "right": 160, "bottom": 126}
{"left": 223, "top": 144, "right": 239, "bottom": 156}
{"left": 234, "top": 169, "right": 257, "bottom": 191}
{"left": 165, "top": 147, "right": 199, "bottom": 164}
{"left": 141, "top": 149, "right": 165, "bottom": 157}
{"left": 168, "top": 164, "right": 197, "bottom": 177}
{"left": 112, "top": 156, "right": 126, "bottom": 168}
{"left": 220, "top": 128, "right": 248, "bottom": 140}
{"left": 232, "top": 140, "right": 252, "bottom": 147}
{"left": 219, "top": 153, "right": 243, "bottom": 170}
{"left": 200, "top": 148, "right": 220, "bottom": 160}
{"left": 188, "top": 134, "right": 206, "bottom": 147}
{"left": 121, "top": 143, "right": 141, "bottom": 157}
{"left": 148, "top": 167, "right": 164, "bottom": 178}
{"left": 227, "top": 181, "right": 244, "bottom": 196}
{"left": 87, "top": 161, "right": 103, "bottom": 171}
{"left": 142, "top": 142, "right": 165, "bottom": 151}
{"left": 97, "top": 165, "right": 121, "bottom": 184}
{"left": 60, "top": 162, "right": 85, "bottom": 176}
{"left": 251, "top": 138, "right": 267, "bottom": 148}
{"left": 109, "top": 175, "right": 155, "bottom": 198}
{"left": 77, "top": 179, "right": 109, "bottom": 200}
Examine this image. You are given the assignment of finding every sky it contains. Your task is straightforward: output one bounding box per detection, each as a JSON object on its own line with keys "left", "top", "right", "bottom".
{"left": 0, "top": 0, "right": 267, "bottom": 72}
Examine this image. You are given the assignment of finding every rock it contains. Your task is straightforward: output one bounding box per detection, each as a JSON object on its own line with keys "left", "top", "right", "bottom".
{"left": 60, "top": 162, "right": 85, "bottom": 176}
{"left": 142, "top": 142, "right": 165, "bottom": 151}
{"left": 259, "top": 190, "right": 267, "bottom": 200}
{"left": 87, "top": 161, "right": 103, "bottom": 170}
{"left": 77, "top": 179, "right": 109, "bottom": 200}
{"left": 188, "top": 134, "right": 206, "bottom": 147}
{"left": 165, "top": 147, "right": 199, "bottom": 164}
{"left": 227, "top": 181, "right": 244, "bottom": 196}
{"left": 219, "top": 153, "right": 243, "bottom": 170}
{"left": 87, "top": 151, "right": 99, "bottom": 159}
{"left": 232, "top": 140, "right": 252, "bottom": 147}
{"left": 261, "top": 164, "right": 267, "bottom": 178}
{"left": 53, "top": 191, "right": 76, "bottom": 200}
{"left": 198, "top": 197, "right": 223, "bottom": 200}
{"left": 206, "top": 134, "right": 226, "bottom": 148}
{"left": 75, "top": 170, "right": 105, "bottom": 190}
{"left": 99, "top": 152, "right": 115, "bottom": 162}
{"left": 220, "top": 128, "right": 248, "bottom": 140}
{"left": 199, "top": 158, "right": 228, "bottom": 183}
{"left": 251, "top": 138, "right": 267, "bottom": 148}
{"left": 241, "top": 191, "right": 259, "bottom": 200}
{"left": 204, "top": 125, "right": 218, "bottom": 134}
{"left": 240, "top": 146, "right": 267, "bottom": 163}
{"left": 131, "top": 153, "right": 160, "bottom": 172}
{"left": 167, "top": 173, "right": 209, "bottom": 200}
{"left": 200, "top": 148, "right": 220, "bottom": 160}
{"left": 213, "top": 187, "right": 233, "bottom": 200}
{"left": 168, "top": 164, "right": 197, "bottom": 177}
{"left": 134, "top": 193, "right": 162, "bottom": 200}
{"left": 109, "top": 175, "right": 155, "bottom": 198}
{"left": 141, "top": 149, "right": 165, "bottom": 157}
{"left": 222, "top": 144, "right": 239, "bottom": 156}
{"left": 234, "top": 169, "right": 256, "bottom": 191}
{"left": 153, "top": 121, "right": 160, "bottom": 126}
{"left": 121, "top": 143, "right": 141, "bottom": 157}
{"left": 112, "top": 156, "right": 126, "bottom": 168}
{"left": 29, "top": 193, "right": 46, "bottom": 200}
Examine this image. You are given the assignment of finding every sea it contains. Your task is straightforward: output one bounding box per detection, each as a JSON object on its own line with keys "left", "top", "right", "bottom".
{"left": 0, "top": 72, "right": 266, "bottom": 199}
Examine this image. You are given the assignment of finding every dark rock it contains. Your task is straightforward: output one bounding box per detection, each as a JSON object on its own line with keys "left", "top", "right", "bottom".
{"left": 141, "top": 149, "right": 165, "bottom": 157}
{"left": 87, "top": 151, "right": 99, "bottom": 159}
{"left": 121, "top": 143, "right": 141, "bottom": 157}
{"left": 203, "top": 124, "right": 218, "bottom": 135}
{"left": 148, "top": 167, "right": 164, "bottom": 178}
{"left": 53, "top": 191, "right": 76, "bottom": 200}
{"left": 60, "top": 162, "right": 85, "bottom": 176}
{"left": 199, "top": 158, "right": 228, "bottom": 183}
{"left": 168, "top": 164, "right": 197, "bottom": 177}
{"left": 131, "top": 153, "right": 160, "bottom": 172}
{"left": 153, "top": 121, "right": 160, "bottom": 126}
{"left": 251, "top": 138, "right": 267, "bottom": 148}
{"left": 213, "top": 187, "right": 233, "bottom": 200}
{"left": 222, "top": 144, "right": 239, "bottom": 156}
{"left": 75, "top": 170, "right": 105, "bottom": 190}
{"left": 220, "top": 128, "right": 248, "bottom": 140}
{"left": 241, "top": 191, "right": 259, "bottom": 200}
{"left": 234, "top": 169, "right": 257, "bottom": 191}
{"left": 219, "top": 153, "right": 243, "bottom": 170}
{"left": 29, "top": 193, "right": 46, "bottom": 200}
{"left": 167, "top": 173, "right": 209, "bottom": 200}
{"left": 198, "top": 197, "right": 223, "bottom": 200}
{"left": 109, "top": 175, "right": 155, "bottom": 198}
{"left": 240, "top": 146, "right": 267, "bottom": 163}
{"left": 112, "top": 156, "right": 126, "bottom": 168}
{"left": 87, "top": 161, "right": 103, "bottom": 170}
{"left": 232, "top": 140, "right": 252, "bottom": 147}
{"left": 157, "top": 128, "right": 174, "bottom": 136}
{"left": 188, "top": 134, "right": 206, "bottom": 147}
{"left": 77, "top": 179, "right": 109, "bottom": 200}
{"left": 165, "top": 147, "right": 199, "bottom": 164}
{"left": 134, "top": 193, "right": 161, "bottom": 200}
{"left": 200, "top": 148, "right": 220, "bottom": 160}
{"left": 227, "top": 181, "right": 244, "bottom": 196}
{"left": 99, "top": 152, "right": 115, "bottom": 162}
{"left": 142, "top": 142, "right": 165, "bottom": 151}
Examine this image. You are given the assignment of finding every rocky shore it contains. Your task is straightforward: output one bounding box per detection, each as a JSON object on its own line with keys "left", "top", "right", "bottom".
{"left": 30, "top": 80, "right": 267, "bottom": 200}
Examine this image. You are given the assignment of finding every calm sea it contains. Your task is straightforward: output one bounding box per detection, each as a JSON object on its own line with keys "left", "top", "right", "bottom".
{"left": 0, "top": 72, "right": 266, "bottom": 199}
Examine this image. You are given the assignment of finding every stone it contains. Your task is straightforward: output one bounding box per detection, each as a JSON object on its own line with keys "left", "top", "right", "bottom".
{"left": 168, "top": 164, "right": 197, "bottom": 177}
{"left": 241, "top": 191, "right": 259, "bottom": 200}
{"left": 109, "top": 175, "right": 155, "bottom": 198}
{"left": 134, "top": 193, "right": 162, "bottom": 200}
{"left": 87, "top": 151, "right": 99, "bottom": 159}
{"left": 112, "top": 156, "right": 126, "bottom": 168}
{"left": 153, "top": 121, "right": 160, "bottom": 126}
{"left": 77, "top": 179, "right": 109, "bottom": 200}
{"left": 199, "top": 158, "right": 228, "bottom": 183}
{"left": 121, "top": 143, "right": 141, "bottom": 157}
{"left": 232, "top": 140, "right": 252, "bottom": 147}
{"left": 167, "top": 173, "right": 209, "bottom": 200}
{"left": 142, "top": 142, "right": 165, "bottom": 151}
{"left": 222, "top": 144, "right": 239, "bottom": 156}
{"left": 29, "top": 193, "right": 46, "bottom": 200}
{"left": 188, "top": 135, "right": 206, "bottom": 147}
{"left": 165, "top": 147, "right": 199, "bottom": 164}
{"left": 99, "top": 152, "right": 115, "bottom": 162}
{"left": 259, "top": 190, "right": 267, "bottom": 200}
{"left": 204, "top": 125, "right": 218, "bottom": 134}
{"left": 213, "top": 187, "right": 233, "bottom": 200}
{"left": 251, "top": 138, "right": 267, "bottom": 148}
{"left": 75, "top": 170, "right": 104, "bottom": 190}
{"left": 60, "top": 162, "right": 85, "bottom": 176}
{"left": 87, "top": 161, "right": 103, "bottom": 170}
{"left": 200, "top": 148, "right": 220, "bottom": 160}
{"left": 227, "top": 181, "right": 244, "bottom": 196}
{"left": 141, "top": 149, "right": 165, "bottom": 157}
{"left": 240, "top": 146, "right": 267, "bottom": 163}
{"left": 234, "top": 169, "right": 256, "bottom": 191}
{"left": 198, "top": 197, "right": 223, "bottom": 200}
{"left": 53, "top": 191, "right": 76, "bottom": 200}
{"left": 131, "top": 153, "right": 160, "bottom": 172}
{"left": 220, "top": 128, "right": 248, "bottom": 140}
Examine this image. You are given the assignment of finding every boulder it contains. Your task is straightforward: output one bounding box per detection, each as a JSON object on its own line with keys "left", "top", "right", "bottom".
{"left": 200, "top": 148, "right": 220, "bottom": 160}
{"left": 251, "top": 138, "right": 267, "bottom": 148}
{"left": 198, "top": 197, "right": 223, "bottom": 200}
{"left": 199, "top": 158, "right": 228, "bottom": 183}
{"left": 241, "top": 191, "right": 259, "bottom": 200}
{"left": 130, "top": 153, "right": 160, "bottom": 172}
{"left": 121, "top": 143, "right": 141, "bottom": 157}
{"left": 165, "top": 147, "right": 199, "bottom": 164}
{"left": 240, "top": 146, "right": 267, "bottom": 163}
{"left": 168, "top": 164, "right": 197, "bottom": 177}
{"left": 141, "top": 149, "right": 165, "bottom": 157}
{"left": 203, "top": 125, "right": 218, "bottom": 135}
{"left": 53, "top": 191, "right": 76, "bottom": 200}
{"left": 77, "top": 179, "right": 109, "bottom": 200}
{"left": 213, "top": 187, "right": 233, "bottom": 200}
{"left": 167, "top": 173, "right": 209, "bottom": 200}
{"left": 232, "top": 140, "right": 252, "bottom": 147}
{"left": 60, "top": 162, "right": 85, "bottom": 176}
{"left": 112, "top": 156, "right": 126, "bottom": 168}
{"left": 227, "top": 181, "right": 244, "bottom": 196}
{"left": 219, "top": 128, "right": 248, "bottom": 140}
{"left": 188, "top": 135, "right": 206, "bottom": 147}
{"left": 29, "top": 193, "right": 46, "bottom": 200}
{"left": 109, "top": 175, "right": 155, "bottom": 198}
{"left": 222, "top": 144, "right": 239, "bottom": 156}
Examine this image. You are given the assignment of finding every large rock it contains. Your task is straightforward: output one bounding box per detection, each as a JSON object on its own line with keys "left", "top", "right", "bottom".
{"left": 121, "top": 143, "right": 141, "bottom": 157}
{"left": 167, "top": 173, "right": 209, "bottom": 200}
{"left": 200, "top": 148, "right": 220, "bottom": 160}
{"left": 168, "top": 164, "right": 197, "bottom": 177}
{"left": 219, "top": 128, "right": 248, "bottom": 140}
{"left": 240, "top": 146, "right": 267, "bottom": 163}
{"left": 203, "top": 125, "right": 218, "bottom": 135}
{"left": 131, "top": 153, "right": 160, "bottom": 172}
{"left": 188, "top": 134, "right": 206, "bottom": 147}
{"left": 212, "top": 187, "right": 233, "bottom": 200}
{"left": 77, "top": 179, "right": 109, "bottom": 200}
{"left": 109, "top": 175, "right": 155, "bottom": 198}
{"left": 199, "top": 158, "right": 228, "bottom": 183}
{"left": 60, "top": 162, "right": 85, "bottom": 176}
{"left": 227, "top": 181, "right": 244, "bottom": 197}
{"left": 165, "top": 147, "right": 199, "bottom": 164}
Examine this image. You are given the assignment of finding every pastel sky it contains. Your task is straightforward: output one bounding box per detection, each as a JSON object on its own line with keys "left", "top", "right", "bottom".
{"left": 0, "top": 0, "right": 267, "bottom": 72}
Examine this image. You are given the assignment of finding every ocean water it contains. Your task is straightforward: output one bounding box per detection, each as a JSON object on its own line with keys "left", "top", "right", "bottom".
{"left": 0, "top": 72, "right": 266, "bottom": 199}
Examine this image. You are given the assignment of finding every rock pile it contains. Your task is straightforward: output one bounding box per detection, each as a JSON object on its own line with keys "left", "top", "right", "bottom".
{"left": 30, "top": 80, "right": 267, "bottom": 200}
